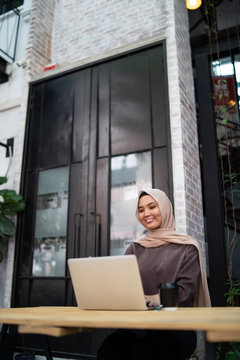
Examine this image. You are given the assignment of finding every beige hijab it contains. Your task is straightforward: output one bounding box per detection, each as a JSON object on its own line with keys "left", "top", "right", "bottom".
{"left": 135, "top": 189, "right": 211, "bottom": 307}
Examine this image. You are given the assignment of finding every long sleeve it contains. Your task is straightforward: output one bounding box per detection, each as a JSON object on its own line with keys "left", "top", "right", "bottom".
{"left": 125, "top": 243, "right": 200, "bottom": 307}
{"left": 173, "top": 245, "right": 200, "bottom": 306}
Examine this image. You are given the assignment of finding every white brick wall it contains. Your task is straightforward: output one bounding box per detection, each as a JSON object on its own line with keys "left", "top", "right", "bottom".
{"left": 52, "top": 0, "right": 167, "bottom": 65}
{"left": 26, "top": 0, "right": 56, "bottom": 75}
{"left": 174, "top": 0, "right": 205, "bottom": 250}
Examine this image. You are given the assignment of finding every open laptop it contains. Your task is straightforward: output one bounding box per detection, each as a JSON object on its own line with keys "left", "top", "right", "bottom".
{"left": 68, "top": 255, "right": 155, "bottom": 310}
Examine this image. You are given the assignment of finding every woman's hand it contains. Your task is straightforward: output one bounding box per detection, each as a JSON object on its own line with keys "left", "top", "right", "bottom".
{"left": 144, "top": 294, "right": 160, "bottom": 307}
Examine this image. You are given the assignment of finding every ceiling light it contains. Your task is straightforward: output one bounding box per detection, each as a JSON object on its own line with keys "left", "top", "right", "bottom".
{"left": 186, "top": 0, "right": 202, "bottom": 10}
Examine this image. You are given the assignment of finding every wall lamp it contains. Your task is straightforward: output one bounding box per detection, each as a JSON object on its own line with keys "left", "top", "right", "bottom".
{"left": 186, "top": 0, "right": 202, "bottom": 10}
{"left": 0, "top": 138, "right": 14, "bottom": 158}
{"left": 0, "top": 138, "right": 14, "bottom": 178}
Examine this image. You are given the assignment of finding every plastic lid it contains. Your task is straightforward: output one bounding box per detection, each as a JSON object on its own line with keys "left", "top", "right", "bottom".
{"left": 157, "top": 282, "right": 178, "bottom": 289}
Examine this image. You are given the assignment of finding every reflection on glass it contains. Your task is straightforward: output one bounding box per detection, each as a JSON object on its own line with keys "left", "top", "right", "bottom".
{"left": 211, "top": 57, "right": 234, "bottom": 76}
{"left": 211, "top": 56, "right": 239, "bottom": 124}
{"left": 211, "top": 55, "right": 240, "bottom": 282}
{"left": 234, "top": 55, "right": 240, "bottom": 113}
{"left": 110, "top": 152, "right": 152, "bottom": 256}
{"left": 32, "top": 167, "right": 69, "bottom": 276}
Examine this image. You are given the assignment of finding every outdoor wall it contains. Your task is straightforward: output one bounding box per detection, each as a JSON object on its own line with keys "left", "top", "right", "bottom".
{"left": 173, "top": 0, "right": 205, "bottom": 244}
{"left": 0, "top": 0, "right": 56, "bottom": 309}
{"left": 0, "top": 0, "right": 32, "bottom": 309}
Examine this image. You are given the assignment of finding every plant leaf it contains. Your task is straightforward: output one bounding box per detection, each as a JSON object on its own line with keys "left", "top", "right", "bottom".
{"left": 0, "top": 230, "right": 9, "bottom": 245}
{"left": 2, "top": 200, "right": 25, "bottom": 215}
{"left": 0, "top": 189, "right": 17, "bottom": 200}
{"left": 0, "top": 177, "right": 7, "bottom": 186}
{"left": 0, "top": 214, "right": 16, "bottom": 236}
{"left": 0, "top": 230, "right": 8, "bottom": 263}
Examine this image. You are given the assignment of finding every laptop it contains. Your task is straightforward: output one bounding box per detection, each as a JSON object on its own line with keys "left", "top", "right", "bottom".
{"left": 68, "top": 255, "right": 153, "bottom": 310}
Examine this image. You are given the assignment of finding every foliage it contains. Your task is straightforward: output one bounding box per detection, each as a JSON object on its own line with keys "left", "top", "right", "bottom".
{"left": 0, "top": 176, "right": 25, "bottom": 262}
{"left": 225, "top": 349, "right": 240, "bottom": 360}
{"left": 224, "top": 279, "right": 240, "bottom": 306}
{"left": 224, "top": 173, "right": 240, "bottom": 196}
{"left": 216, "top": 343, "right": 240, "bottom": 360}
{"left": 216, "top": 281, "right": 240, "bottom": 359}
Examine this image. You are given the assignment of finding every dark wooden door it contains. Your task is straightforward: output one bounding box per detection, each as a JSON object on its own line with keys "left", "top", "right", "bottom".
{"left": 13, "top": 43, "right": 172, "bottom": 358}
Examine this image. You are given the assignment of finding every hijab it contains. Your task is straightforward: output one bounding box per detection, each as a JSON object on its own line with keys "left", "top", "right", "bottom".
{"left": 135, "top": 189, "right": 211, "bottom": 307}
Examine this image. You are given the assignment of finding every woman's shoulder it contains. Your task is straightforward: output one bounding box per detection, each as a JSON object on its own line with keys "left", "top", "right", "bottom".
{"left": 124, "top": 242, "right": 133, "bottom": 255}
{"left": 151, "top": 242, "right": 199, "bottom": 258}
{"left": 125, "top": 242, "right": 145, "bottom": 255}
{"left": 125, "top": 241, "right": 198, "bottom": 255}
{"left": 165, "top": 242, "right": 199, "bottom": 262}
{"left": 168, "top": 242, "right": 199, "bottom": 253}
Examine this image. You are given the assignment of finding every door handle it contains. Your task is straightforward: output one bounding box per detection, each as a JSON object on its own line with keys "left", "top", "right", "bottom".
{"left": 73, "top": 213, "right": 83, "bottom": 258}
{"left": 90, "top": 212, "right": 102, "bottom": 257}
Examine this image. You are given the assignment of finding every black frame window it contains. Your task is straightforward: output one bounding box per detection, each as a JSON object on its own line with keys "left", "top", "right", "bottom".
{"left": 0, "top": 0, "right": 23, "bottom": 15}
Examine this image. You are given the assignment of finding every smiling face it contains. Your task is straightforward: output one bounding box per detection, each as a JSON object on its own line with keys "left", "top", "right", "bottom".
{"left": 138, "top": 194, "right": 162, "bottom": 230}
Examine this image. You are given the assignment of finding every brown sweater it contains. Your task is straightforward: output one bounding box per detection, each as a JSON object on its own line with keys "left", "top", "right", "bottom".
{"left": 125, "top": 242, "right": 200, "bottom": 307}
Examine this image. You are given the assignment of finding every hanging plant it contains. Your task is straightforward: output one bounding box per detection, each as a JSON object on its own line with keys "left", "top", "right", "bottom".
{"left": 0, "top": 176, "right": 25, "bottom": 262}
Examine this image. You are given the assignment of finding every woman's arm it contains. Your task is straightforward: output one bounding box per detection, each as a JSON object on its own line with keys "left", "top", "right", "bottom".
{"left": 176, "top": 245, "right": 200, "bottom": 307}
{"left": 125, "top": 244, "right": 160, "bottom": 307}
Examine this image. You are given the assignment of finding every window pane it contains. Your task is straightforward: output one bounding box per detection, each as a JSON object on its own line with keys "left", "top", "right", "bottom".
{"left": 211, "top": 54, "right": 240, "bottom": 281}
{"left": 211, "top": 56, "right": 239, "bottom": 124}
{"left": 110, "top": 52, "right": 152, "bottom": 155}
{"left": 234, "top": 54, "right": 240, "bottom": 114}
{"left": 211, "top": 57, "right": 234, "bottom": 76}
{"left": 32, "top": 167, "right": 69, "bottom": 276}
{"left": 110, "top": 152, "right": 152, "bottom": 256}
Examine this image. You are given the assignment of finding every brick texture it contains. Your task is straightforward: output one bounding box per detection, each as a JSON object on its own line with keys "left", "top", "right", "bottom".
{"left": 26, "top": 0, "right": 56, "bottom": 75}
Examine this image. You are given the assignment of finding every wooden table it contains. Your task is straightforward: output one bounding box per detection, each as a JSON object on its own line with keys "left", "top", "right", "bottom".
{"left": 0, "top": 306, "right": 240, "bottom": 343}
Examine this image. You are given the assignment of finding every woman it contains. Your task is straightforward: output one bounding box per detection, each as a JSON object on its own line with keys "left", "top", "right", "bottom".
{"left": 98, "top": 189, "right": 211, "bottom": 360}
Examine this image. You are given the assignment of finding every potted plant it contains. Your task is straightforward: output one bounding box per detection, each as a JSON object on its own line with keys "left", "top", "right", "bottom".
{"left": 0, "top": 176, "right": 25, "bottom": 262}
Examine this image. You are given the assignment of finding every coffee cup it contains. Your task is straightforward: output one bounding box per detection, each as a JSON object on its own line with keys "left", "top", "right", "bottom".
{"left": 157, "top": 282, "right": 178, "bottom": 308}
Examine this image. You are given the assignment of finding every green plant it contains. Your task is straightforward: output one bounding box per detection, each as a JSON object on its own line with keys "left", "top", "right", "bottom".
{"left": 216, "top": 280, "right": 240, "bottom": 359}
{"left": 216, "top": 343, "right": 240, "bottom": 360}
{"left": 225, "top": 349, "right": 240, "bottom": 360}
{"left": 224, "top": 279, "right": 240, "bottom": 306}
{"left": 0, "top": 176, "right": 25, "bottom": 262}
